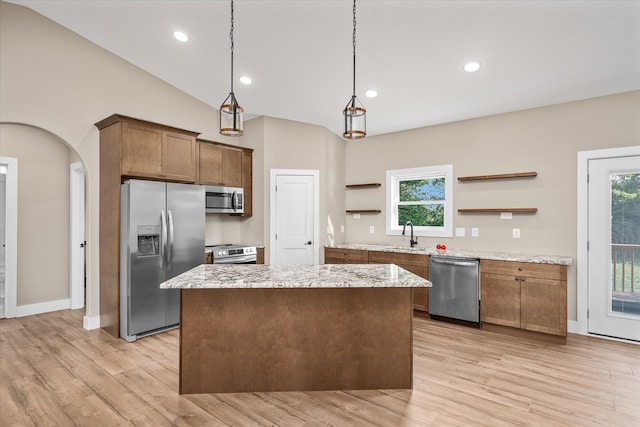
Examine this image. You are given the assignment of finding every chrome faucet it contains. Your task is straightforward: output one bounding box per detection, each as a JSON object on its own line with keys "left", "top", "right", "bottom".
{"left": 402, "top": 221, "right": 418, "bottom": 248}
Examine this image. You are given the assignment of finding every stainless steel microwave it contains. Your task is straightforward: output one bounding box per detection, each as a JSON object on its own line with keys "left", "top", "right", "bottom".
{"left": 204, "top": 185, "right": 244, "bottom": 214}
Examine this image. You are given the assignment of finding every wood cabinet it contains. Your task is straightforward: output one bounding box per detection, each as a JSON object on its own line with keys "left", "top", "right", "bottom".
{"left": 368, "top": 251, "right": 430, "bottom": 312}
{"left": 324, "top": 247, "right": 369, "bottom": 264}
{"left": 197, "top": 140, "right": 253, "bottom": 217}
{"left": 95, "top": 114, "right": 256, "bottom": 337}
{"left": 116, "top": 118, "right": 197, "bottom": 182}
{"left": 239, "top": 149, "right": 253, "bottom": 217}
{"left": 324, "top": 248, "right": 429, "bottom": 312}
{"left": 197, "top": 142, "right": 242, "bottom": 187}
{"left": 95, "top": 114, "right": 201, "bottom": 337}
{"left": 257, "top": 247, "right": 265, "bottom": 265}
{"left": 480, "top": 260, "right": 567, "bottom": 336}
{"left": 323, "top": 247, "right": 567, "bottom": 336}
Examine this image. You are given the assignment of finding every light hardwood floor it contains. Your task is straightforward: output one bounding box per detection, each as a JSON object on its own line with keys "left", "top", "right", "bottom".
{"left": 1, "top": 309, "right": 638, "bottom": 426}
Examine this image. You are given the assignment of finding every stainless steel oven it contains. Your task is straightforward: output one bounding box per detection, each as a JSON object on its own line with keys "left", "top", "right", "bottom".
{"left": 206, "top": 244, "right": 257, "bottom": 264}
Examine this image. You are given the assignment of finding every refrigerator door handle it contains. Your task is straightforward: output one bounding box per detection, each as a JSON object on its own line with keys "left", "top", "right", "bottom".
{"left": 168, "top": 210, "right": 174, "bottom": 268}
{"left": 160, "top": 209, "right": 167, "bottom": 269}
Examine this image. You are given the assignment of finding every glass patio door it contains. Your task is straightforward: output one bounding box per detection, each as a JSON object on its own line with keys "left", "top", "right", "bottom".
{"left": 587, "top": 155, "right": 640, "bottom": 341}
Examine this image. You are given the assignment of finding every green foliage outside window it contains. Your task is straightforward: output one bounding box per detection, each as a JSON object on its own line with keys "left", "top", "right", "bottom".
{"left": 398, "top": 178, "right": 445, "bottom": 226}
{"left": 398, "top": 205, "right": 444, "bottom": 226}
{"left": 612, "top": 173, "right": 639, "bottom": 245}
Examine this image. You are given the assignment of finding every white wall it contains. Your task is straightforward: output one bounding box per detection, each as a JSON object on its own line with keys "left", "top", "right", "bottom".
{"left": 344, "top": 91, "right": 640, "bottom": 320}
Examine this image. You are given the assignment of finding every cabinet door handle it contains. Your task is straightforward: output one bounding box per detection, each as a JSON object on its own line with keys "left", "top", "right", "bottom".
{"left": 515, "top": 277, "right": 520, "bottom": 281}
{"left": 521, "top": 277, "right": 526, "bottom": 282}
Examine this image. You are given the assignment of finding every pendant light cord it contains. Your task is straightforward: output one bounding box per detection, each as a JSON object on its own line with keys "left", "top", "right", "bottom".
{"left": 352, "top": 0, "right": 357, "bottom": 99}
{"left": 230, "top": 0, "right": 235, "bottom": 95}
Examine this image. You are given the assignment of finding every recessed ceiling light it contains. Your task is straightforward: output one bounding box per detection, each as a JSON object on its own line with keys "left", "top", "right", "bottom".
{"left": 365, "top": 89, "right": 378, "bottom": 98}
{"left": 239, "top": 76, "right": 252, "bottom": 85}
{"left": 464, "top": 61, "right": 481, "bottom": 73}
{"left": 173, "top": 31, "right": 189, "bottom": 42}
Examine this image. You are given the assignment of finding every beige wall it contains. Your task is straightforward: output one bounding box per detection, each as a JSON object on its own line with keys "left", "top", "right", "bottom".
{"left": 0, "top": 124, "right": 71, "bottom": 305}
{"left": 203, "top": 116, "right": 265, "bottom": 247}
{"left": 0, "top": 2, "right": 344, "bottom": 319}
{"left": 2, "top": 1, "right": 638, "bottom": 327}
{"left": 261, "top": 116, "right": 345, "bottom": 262}
{"left": 344, "top": 91, "right": 640, "bottom": 320}
{"left": 0, "top": 2, "right": 254, "bottom": 319}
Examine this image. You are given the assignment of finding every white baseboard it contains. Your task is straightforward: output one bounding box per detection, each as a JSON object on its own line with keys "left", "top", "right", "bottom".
{"left": 567, "top": 320, "right": 580, "bottom": 334}
{"left": 83, "top": 315, "right": 100, "bottom": 330}
{"left": 15, "top": 299, "right": 70, "bottom": 317}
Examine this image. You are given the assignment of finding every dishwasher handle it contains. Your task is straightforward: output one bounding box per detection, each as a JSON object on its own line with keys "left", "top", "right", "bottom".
{"left": 429, "top": 257, "right": 478, "bottom": 267}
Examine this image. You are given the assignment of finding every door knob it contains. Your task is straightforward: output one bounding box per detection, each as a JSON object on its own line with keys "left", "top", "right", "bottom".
{"left": 306, "top": 241, "right": 312, "bottom": 245}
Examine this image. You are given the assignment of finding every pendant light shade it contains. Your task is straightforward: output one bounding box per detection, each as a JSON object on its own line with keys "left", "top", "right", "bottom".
{"left": 344, "top": 96, "right": 366, "bottom": 139}
{"left": 343, "top": 0, "right": 366, "bottom": 140}
{"left": 220, "top": 0, "right": 243, "bottom": 137}
{"left": 220, "top": 92, "right": 243, "bottom": 136}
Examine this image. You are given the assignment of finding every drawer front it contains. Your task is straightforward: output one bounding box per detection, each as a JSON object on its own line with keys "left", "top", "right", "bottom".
{"left": 480, "top": 259, "right": 565, "bottom": 280}
{"left": 324, "top": 248, "right": 368, "bottom": 263}
{"left": 368, "top": 250, "right": 428, "bottom": 267}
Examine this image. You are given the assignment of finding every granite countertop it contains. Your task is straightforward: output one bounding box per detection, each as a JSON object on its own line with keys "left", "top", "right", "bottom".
{"left": 328, "top": 244, "right": 573, "bottom": 265}
{"left": 160, "top": 263, "right": 431, "bottom": 289}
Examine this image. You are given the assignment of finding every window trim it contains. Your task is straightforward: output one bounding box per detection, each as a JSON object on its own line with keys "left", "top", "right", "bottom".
{"left": 386, "top": 165, "right": 453, "bottom": 238}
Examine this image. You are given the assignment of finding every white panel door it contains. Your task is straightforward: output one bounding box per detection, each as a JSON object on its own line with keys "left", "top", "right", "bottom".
{"left": 275, "top": 174, "right": 315, "bottom": 265}
{"left": 0, "top": 157, "right": 17, "bottom": 319}
{"left": 588, "top": 155, "right": 640, "bottom": 341}
{"left": 70, "top": 162, "right": 85, "bottom": 310}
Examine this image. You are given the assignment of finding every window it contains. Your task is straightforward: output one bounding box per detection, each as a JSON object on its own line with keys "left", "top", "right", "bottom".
{"left": 386, "top": 165, "right": 453, "bottom": 237}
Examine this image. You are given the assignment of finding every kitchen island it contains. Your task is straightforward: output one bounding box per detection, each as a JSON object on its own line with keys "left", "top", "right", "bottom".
{"left": 160, "top": 263, "right": 431, "bottom": 394}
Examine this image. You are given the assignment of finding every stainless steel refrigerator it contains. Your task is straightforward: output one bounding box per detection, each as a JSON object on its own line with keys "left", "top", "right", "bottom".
{"left": 120, "top": 179, "right": 204, "bottom": 342}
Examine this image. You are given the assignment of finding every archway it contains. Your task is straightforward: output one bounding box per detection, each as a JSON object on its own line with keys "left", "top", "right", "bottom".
{"left": 0, "top": 123, "right": 88, "bottom": 321}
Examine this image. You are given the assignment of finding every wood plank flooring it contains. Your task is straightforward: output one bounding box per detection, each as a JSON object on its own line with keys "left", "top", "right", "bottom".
{"left": 1, "top": 309, "right": 638, "bottom": 426}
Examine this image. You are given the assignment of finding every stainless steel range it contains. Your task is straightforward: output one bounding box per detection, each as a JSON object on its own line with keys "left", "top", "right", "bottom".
{"left": 206, "top": 244, "right": 257, "bottom": 264}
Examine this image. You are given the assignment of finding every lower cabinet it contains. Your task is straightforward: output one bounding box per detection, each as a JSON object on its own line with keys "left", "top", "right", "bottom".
{"left": 480, "top": 260, "right": 567, "bottom": 336}
{"left": 324, "top": 247, "right": 368, "bottom": 264}
{"left": 323, "top": 248, "right": 567, "bottom": 336}
{"left": 324, "top": 248, "right": 430, "bottom": 312}
{"left": 368, "top": 251, "right": 429, "bottom": 312}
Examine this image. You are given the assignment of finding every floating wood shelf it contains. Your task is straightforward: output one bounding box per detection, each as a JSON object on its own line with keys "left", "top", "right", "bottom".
{"left": 346, "top": 183, "right": 381, "bottom": 189}
{"left": 458, "top": 208, "right": 538, "bottom": 214}
{"left": 458, "top": 172, "right": 537, "bottom": 182}
{"left": 346, "top": 210, "right": 381, "bottom": 214}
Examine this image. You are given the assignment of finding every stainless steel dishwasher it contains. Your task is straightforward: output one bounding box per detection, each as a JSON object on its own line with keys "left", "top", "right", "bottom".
{"left": 429, "top": 256, "right": 480, "bottom": 323}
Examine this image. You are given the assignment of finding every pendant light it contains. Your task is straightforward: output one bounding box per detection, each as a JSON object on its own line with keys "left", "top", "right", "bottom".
{"left": 343, "top": 0, "right": 366, "bottom": 140}
{"left": 220, "top": 0, "right": 243, "bottom": 136}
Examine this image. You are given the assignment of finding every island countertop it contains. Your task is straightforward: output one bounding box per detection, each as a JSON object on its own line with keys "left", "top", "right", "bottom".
{"left": 160, "top": 263, "right": 431, "bottom": 289}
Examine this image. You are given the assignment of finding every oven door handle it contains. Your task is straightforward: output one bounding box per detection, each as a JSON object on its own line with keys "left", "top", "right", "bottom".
{"left": 213, "top": 254, "right": 257, "bottom": 264}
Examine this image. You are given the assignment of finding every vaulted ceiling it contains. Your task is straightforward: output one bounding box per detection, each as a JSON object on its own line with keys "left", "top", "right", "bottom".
{"left": 8, "top": 0, "right": 640, "bottom": 137}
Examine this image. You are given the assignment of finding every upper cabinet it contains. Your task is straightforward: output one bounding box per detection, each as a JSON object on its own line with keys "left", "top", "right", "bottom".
{"left": 96, "top": 114, "right": 198, "bottom": 183}
{"left": 197, "top": 142, "right": 243, "bottom": 187}
{"left": 197, "top": 139, "right": 253, "bottom": 217}
{"left": 94, "top": 114, "right": 255, "bottom": 338}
